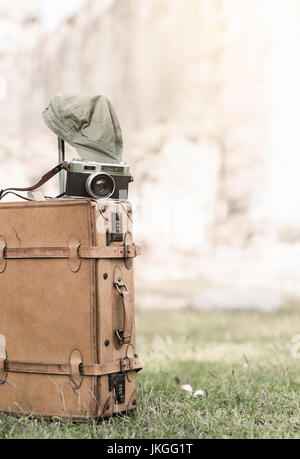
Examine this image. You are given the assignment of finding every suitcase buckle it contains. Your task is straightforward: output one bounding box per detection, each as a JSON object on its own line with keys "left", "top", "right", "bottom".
{"left": 120, "top": 355, "right": 130, "bottom": 373}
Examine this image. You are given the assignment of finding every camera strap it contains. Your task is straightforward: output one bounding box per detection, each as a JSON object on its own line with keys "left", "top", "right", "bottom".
{"left": 0, "top": 162, "right": 69, "bottom": 200}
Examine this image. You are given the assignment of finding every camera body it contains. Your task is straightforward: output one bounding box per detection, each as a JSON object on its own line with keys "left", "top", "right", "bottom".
{"left": 65, "top": 159, "right": 133, "bottom": 200}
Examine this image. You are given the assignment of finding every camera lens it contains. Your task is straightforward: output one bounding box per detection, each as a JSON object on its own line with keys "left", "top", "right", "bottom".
{"left": 86, "top": 173, "right": 115, "bottom": 199}
{"left": 93, "top": 178, "right": 111, "bottom": 196}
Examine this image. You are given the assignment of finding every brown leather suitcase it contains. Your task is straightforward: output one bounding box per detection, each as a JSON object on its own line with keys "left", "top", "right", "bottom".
{"left": 0, "top": 198, "right": 142, "bottom": 420}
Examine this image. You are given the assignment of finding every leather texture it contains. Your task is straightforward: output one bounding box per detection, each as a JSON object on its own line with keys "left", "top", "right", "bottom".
{"left": 4, "top": 356, "right": 142, "bottom": 376}
{"left": 0, "top": 198, "right": 141, "bottom": 420}
{"left": 0, "top": 244, "right": 140, "bottom": 261}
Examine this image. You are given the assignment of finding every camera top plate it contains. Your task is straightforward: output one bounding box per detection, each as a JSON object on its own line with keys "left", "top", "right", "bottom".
{"left": 69, "top": 159, "right": 131, "bottom": 176}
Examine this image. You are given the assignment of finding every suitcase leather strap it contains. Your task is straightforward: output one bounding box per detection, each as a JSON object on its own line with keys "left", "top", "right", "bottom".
{"left": 0, "top": 244, "right": 141, "bottom": 260}
{"left": 0, "top": 335, "right": 142, "bottom": 388}
{"left": 2, "top": 356, "right": 142, "bottom": 378}
{"left": 0, "top": 233, "right": 141, "bottom": 273}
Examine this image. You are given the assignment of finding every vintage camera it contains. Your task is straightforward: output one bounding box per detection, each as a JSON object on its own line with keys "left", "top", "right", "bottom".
{"left": 65, "top": 159, "right": 133, "bottom": 200}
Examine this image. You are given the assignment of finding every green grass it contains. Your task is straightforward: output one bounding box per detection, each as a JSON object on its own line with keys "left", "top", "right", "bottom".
{"left": 1, "top": 305, "right": 300, "bottom": 438}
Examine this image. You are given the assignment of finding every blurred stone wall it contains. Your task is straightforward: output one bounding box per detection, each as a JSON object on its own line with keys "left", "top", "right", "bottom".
{"left": 0, "top": 0, "right": 271, "bottom": 222}
{"left": 1, "top": 0, "right": 300, "bottom": 304}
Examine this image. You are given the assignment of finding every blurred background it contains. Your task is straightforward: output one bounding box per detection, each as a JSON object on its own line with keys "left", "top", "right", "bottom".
{"left": 1, "top": 0, "right": 300, "bottom": 312}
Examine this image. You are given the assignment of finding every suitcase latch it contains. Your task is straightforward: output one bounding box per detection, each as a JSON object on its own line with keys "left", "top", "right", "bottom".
{"left": 106, "top": 212, "right": 123, "bottom": 245}
{"left": 109, "top": 373, "right": 126, "bottom": 404}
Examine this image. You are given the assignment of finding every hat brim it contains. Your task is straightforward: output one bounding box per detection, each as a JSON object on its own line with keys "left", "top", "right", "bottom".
{"left": 75, "top": 145, "right": 119, "bottom": 163}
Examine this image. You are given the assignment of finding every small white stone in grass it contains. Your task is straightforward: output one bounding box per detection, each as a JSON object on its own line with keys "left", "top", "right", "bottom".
{"left": 193, "top": 389, "right": 204, "bottom": 397}
{"left": 180, "top": 384, "right": 193, "bottom": 394}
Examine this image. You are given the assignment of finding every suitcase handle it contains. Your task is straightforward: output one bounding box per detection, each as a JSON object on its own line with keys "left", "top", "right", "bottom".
{"left": 114, "top": 268, "right": 132, "bottom": 345}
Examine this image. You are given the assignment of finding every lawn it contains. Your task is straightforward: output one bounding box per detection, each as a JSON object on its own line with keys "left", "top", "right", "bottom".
{"left": 1, "top": 305, "right": 300, "bottom": 439}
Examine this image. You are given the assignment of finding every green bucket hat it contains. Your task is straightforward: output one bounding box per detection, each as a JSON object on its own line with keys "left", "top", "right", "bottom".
{"left": 42, "top": 93, "right": 123, "bottom": 163}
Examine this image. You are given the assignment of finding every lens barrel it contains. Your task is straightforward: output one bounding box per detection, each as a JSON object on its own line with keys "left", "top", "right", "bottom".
{"left": 85, "top": 172, "right": 115, "bottom": 199}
